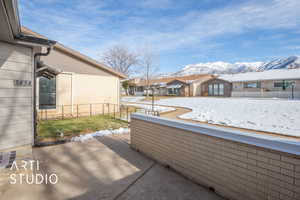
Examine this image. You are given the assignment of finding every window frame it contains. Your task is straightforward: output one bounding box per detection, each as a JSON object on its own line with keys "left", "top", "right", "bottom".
{"left": 39, "top": 77, "right": 57, "bottom": 109}
{"left": 243, "top": 82, "right": 261, "bottom": 88}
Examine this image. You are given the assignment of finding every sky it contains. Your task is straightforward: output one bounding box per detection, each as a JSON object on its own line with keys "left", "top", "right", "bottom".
{"left": 19, "top": 0, "right": 300, "bottom": 73}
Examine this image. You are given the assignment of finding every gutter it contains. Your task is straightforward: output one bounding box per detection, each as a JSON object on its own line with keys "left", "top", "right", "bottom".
{"left": 33, "top": 47, "right": 54, "bottom": 145}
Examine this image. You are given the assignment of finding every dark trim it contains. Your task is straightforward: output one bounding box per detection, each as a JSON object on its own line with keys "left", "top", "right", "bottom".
{"left": 15, "top": 34, "right": 56, "bottom": 46}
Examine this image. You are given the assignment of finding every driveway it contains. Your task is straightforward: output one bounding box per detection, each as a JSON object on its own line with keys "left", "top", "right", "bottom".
{"left": 1, "top": 134, "right": 223, "bottom": 200}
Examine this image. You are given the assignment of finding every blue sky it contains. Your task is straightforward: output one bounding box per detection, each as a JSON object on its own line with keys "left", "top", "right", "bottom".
{"left": 19, "top": 0, "right": 300, "bottom": 73}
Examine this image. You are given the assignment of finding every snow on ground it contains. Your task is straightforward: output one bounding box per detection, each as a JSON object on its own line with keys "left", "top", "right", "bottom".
{"left": 123, "top": 103, "right": 175, "bottom": 113}
{"left": 121, "top": 96, "right": 145, "bottom": 103}
{"left": 71, "top": 127, "right": 130, "bottom": 142}
{"left": 154, "top": 97, "right": 300, "bottom": 137}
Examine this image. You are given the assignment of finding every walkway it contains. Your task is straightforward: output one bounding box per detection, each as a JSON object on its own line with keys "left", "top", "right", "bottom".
{"left": 0, "top": 134, "right": 223, "bottom": 200}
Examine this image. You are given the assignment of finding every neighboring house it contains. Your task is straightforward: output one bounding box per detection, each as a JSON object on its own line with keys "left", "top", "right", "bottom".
{"left": 22, "top": 27, "right": 126, "bottom": 115}
{"left": 219, "top": 69, "right": 300, "bottom": 98}
{"left": 166, "top": 79, "right": 190, "bottom": 96}
{"left": 0, "top": 0, "right": 56, "bottom": 150}
{"left": 201, "top": 78, "right": 232, "bottom": 97}
{"left": 130, "top": 74, "right": 214, "bottom": 96}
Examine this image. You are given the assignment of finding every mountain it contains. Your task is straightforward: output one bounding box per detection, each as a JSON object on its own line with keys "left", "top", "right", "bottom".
{"left": 173, "top": 61, "right": 263, "bottom": 76}
{"left": 257, "top": 56, "right": 300, "bottom": 71}
{"left": 173, "top": 56, "right": 300, "bottom": 76}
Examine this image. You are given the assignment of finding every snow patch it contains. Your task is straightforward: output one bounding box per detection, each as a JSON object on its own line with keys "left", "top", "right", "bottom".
{"left": 71, "top": 127, "right": 130, "bottom": 142}
{"left": 121, "top": 96, "right": 145, "bottom": 103}
{"left": 154, "top": 97, "right": 300, "bottom": 137}
{"left": 123, "top": 103, "right": 175, "bottom": 113}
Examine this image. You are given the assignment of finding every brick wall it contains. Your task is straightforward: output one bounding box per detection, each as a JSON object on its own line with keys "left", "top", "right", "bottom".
{"left": 131, "top": 114, "right": 300, "bottom": 200}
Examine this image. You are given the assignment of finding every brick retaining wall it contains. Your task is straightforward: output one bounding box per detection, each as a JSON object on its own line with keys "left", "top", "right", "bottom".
{"left": 130, "top": 114, "right": 300, "bottom": 200}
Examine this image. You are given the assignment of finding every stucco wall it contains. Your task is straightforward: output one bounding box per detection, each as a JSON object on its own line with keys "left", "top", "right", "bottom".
{"left": 38, "top": 47, "right": 120, "bottom": 110}
{"left": 55, "top": 72, "right": 119, "bottom": 105}
{"left": 0, "top": 41, "right": 34, "bottom": 150}
{"left": 41, "top": 48, "right": 113, "bottom": 77}
{"left": 131, "top": 114, "right": 300, "bottom": 200}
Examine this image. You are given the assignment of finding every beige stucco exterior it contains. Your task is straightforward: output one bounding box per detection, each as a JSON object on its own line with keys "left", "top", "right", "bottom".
{"left": 54, "top": 72, "right": 120, "bottom": 106}
{"left": 36, "top": 45, "right": 122, "bottom": 120}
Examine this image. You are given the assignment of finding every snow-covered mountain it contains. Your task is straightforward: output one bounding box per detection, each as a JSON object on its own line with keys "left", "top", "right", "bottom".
{"left": 174, "top": 56, "right": 300, "bottom": 76}
{"left": 257, "top": 56, "right": 300, "bottom": 71}
{"left": 174, "top": 61, "right": 263, "bottom": 76}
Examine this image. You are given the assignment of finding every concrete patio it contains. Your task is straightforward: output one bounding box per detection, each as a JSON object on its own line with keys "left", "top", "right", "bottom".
{"left": 0, "top": 133, "right": 224, "bottom": 200}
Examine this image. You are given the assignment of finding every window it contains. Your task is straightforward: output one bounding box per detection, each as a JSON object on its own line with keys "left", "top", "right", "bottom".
{"left": 209, "top": 83, "right": 225, "bottom": 96}
{"left": 244, "top": 82, "right": 260, "bottom": 88}
{"left": 213, "top": 84, "right": 219, "bottom": 95}
{"left": 219, "top": 84, "right": 224, "bottom": 95}
{"left": 274, "top": 80, "right": 294, "bottom": 90}
{"left": 39, "top": 77, "right": 56, "bottom": 109}
{"left": 208, "top": 84, "right": 213, "bottom": 95}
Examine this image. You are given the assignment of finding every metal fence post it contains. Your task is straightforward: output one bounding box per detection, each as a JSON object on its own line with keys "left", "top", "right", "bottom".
{"left": 102, "top": 104, "right": 104, "bottom": 115}
{"left": 62, "top": 105, "right": 64, "bottom": 119}
{"left": 77, "top": 104, "right": 79, "bottom": 118}
{"left": 126, "top": 107, "right": 129, "bottom": 121}
{"left": 119, "top": 106, "right": 122, "bottom": 119}
{"left": 45, "top": 109, "right": 48, "bottom": 120}
{"left": 113, "top": 104, "right": 116, "bottom": 119}
{"left": 90, "top": 104, "right": 92, "bottom": 116}
{"left": 108, "top": 104, "right": 110, "bottom": 117}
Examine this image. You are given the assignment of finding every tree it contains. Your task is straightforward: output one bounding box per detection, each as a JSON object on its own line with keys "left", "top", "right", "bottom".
{"left": 100, "top": 45, "right": 139, "bottom": 76}
{"left": 139, "top": 46, "right": 159, "bottom": 97}
{"left": 122, "top": 80, "right": 130, "bottom": 95}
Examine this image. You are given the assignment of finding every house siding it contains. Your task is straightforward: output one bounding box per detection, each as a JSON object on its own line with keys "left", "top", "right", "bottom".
{"left": 0, "top": 41, "right": 34, "bottom": 150}
{"left": 232, "top": 80, "right": 300, "bottom": 98}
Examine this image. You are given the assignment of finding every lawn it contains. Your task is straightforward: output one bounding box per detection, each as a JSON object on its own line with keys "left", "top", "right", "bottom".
{"left": 154, "top": 97, "right": 300, "bottom": 137}
{"left": 37, "top": 115, "right": 128, "bottom": 141}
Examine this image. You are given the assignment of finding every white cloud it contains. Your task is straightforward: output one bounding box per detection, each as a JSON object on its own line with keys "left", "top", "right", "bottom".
{"left": 19, "top": 0, "right": 300, "bottom": 60}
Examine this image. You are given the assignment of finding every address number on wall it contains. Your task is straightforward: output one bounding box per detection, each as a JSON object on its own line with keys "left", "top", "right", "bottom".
{"left": 14, "top": 80, "right": 32, "bottom": 87}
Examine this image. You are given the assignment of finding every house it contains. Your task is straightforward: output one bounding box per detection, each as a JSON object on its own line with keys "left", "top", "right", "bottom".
{"left": 166, "top": 79, "right": 190, "bottom": 96}
{"left": 21, "top": 27, "right": 126, "bottom": 117}
{"left": 0, "top": 0, "right": 57, "bottom": 150}
{"left": 201, "top": 78, "right": 232, "bottom": 97}
{"left": 219, "top": 69, "right": 300, "bottom": 98}
{"left": 130, "top": 74, "right": 214, "bottom": 96}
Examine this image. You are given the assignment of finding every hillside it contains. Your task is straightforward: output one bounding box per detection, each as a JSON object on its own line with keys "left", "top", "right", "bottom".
{"left": 173, "top": 56, "right": 300, "bottom": 76}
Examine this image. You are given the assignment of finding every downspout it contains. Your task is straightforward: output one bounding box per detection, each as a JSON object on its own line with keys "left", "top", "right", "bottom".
{"left": 33, "top": 47, "right": 52, "bottom": 145}
{"left": 71, "top": 73, "right": 74, "bottom": 115}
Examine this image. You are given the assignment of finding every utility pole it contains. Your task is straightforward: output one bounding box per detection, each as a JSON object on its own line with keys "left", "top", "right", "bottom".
{"left": 151, "top": 87, "right": 155, "bottom": 112}
{"left": 291, "top": 83, "right": 295, "bottom": 100}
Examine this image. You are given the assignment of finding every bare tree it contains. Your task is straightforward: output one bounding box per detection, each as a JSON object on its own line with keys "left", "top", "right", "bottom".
{"left": 139, "top": 46, "right": 159, "bottom": 96}
{"left": 100, "top": 45, "right": 139, "bottom": 76}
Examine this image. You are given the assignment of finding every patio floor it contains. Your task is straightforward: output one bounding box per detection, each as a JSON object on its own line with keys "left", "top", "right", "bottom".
{"left": 1, "top": 134, "right": 224, "bottom": 200}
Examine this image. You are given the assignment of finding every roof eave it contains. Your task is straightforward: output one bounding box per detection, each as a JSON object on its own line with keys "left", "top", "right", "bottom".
{"left": 4, "top": 0, "right": 21, "bottom": 37}
{"left": 21, "top": 26, "right": 127, "bottom": 79}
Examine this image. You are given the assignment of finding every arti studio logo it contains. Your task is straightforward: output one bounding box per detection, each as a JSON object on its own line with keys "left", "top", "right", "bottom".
{"left": 9, "top": 160, "right": 58, "bottom": 185}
